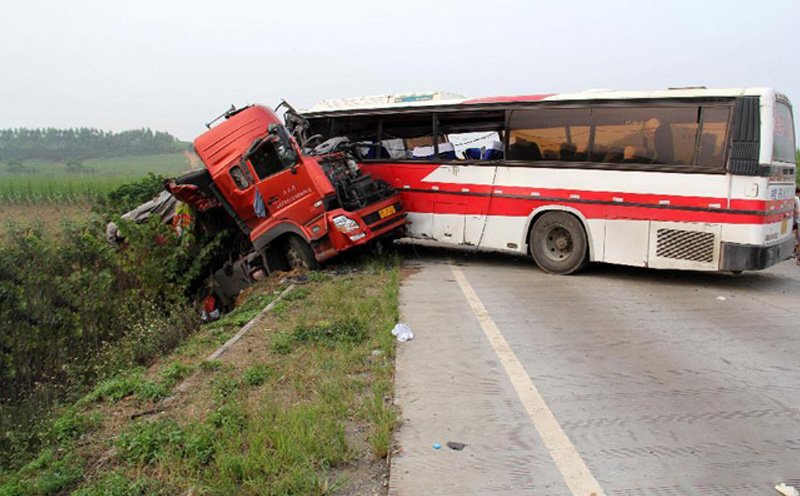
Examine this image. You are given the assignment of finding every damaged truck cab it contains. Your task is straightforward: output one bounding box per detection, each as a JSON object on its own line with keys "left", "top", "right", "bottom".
{"left": 172, "top": 105, "right": 405, "bottom": 273}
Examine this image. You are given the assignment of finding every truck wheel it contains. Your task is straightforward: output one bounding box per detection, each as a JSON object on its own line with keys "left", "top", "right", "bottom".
{"left": 284, "top": 236, "right": 319, "bottom": 271}
{"left": 529, "top": 212, "right": 588, "bottom": 275}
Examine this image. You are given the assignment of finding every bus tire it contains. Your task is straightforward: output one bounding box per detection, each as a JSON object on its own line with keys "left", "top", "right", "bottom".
{"left": 529, "top": 212, "right": 588, "bottom": 275}
{"left": 284, "top": 236, "right": 319, "bottom": 271}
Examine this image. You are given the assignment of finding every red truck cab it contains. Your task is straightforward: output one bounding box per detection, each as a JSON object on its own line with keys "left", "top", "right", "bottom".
{"left": 177, "top": 105, "right": 405, "bottom": 272}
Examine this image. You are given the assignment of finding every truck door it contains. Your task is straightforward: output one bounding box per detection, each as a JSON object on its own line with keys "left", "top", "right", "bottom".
{"left": 246, "top": 128, "right": 319, "bottom": 221}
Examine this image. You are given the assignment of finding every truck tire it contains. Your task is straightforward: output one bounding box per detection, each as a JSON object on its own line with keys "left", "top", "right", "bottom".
{"left": 284, "top": 236, "right": 319, "bottom": 271}
{"left": 529, "top": 212, "right": 588, "bottom": 275}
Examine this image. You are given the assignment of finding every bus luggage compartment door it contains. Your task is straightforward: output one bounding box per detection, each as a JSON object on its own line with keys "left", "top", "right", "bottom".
{"left": 432, "top": 199, "right": 466, "bottom": 245}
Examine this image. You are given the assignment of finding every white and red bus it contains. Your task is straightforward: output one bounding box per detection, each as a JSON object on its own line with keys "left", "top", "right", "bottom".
{"left": 293, "top": 88, "right": 796, "bottom": 274}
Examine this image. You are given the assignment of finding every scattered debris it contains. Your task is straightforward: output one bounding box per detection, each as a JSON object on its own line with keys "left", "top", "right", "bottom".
{"left": 391, "top": 323, "right": 414, "bottom": 343}
{"left": 716, "top": 296, "right": 727, "bottom": 301}
{"left": 776, "top": 483, "right": 800, "bottom": 496}
{"left": 446, "top": 441, "right": 467, "bottom": 451}
{"left": 432, "top": 443, "right": 441, "bottom": 450}
{"left": 281, "top": 274, "right": 310, "bottom": 285}
{"left": 371, "top": 349, "right": 383, "bottom": 357}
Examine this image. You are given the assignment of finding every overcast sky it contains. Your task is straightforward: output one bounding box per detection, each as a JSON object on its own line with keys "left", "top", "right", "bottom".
{"left": 1, "top": 0, "right": 798, "bottom": 140}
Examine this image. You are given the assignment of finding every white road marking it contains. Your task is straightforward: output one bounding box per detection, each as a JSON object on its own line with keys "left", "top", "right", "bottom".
{"left": 450, "top": 263, "right": 606, "bottom": 496}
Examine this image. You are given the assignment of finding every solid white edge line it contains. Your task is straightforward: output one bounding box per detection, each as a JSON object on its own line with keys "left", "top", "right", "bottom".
{"left": 206, "top": 283, "right": 296, "bottom": 362}
{"left": 450, "top": 264, "right": 606, "bottom": 496}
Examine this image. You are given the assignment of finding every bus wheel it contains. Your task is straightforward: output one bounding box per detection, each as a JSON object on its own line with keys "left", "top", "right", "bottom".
{"left": 529, "top": 212, "right": 588, "bottom": 275}
{"left": 284, "top": 236, "right": 319, "bottom": 271}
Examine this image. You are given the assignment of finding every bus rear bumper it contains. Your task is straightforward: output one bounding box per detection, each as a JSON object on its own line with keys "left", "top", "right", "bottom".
{"left": 720, "top": 237, "right": 796, "bottom": 271}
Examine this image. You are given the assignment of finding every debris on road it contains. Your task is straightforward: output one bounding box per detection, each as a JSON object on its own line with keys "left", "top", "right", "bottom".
{"left": 716, "top": 296, "right": 727, "bottom": 301}
{"left": 446, "top": 441, "right": 467, "bottom": 451}
{"left": 392, "top": 323, "right": 414, "bottom": 342}
{"left": 433, "top": 443, "right": 442, "bottom": 450}
{"left": 776, "top": 483, "right": 800, "bottom": 496}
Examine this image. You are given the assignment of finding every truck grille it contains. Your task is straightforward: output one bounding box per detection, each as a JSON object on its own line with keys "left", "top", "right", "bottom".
{"left": 655, "top": 229, "right": 715, "bottom": 263}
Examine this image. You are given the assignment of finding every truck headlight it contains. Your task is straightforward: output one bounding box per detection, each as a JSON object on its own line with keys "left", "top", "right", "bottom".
{"left": 333, "top": 215, "right": 360, "bottom": 234}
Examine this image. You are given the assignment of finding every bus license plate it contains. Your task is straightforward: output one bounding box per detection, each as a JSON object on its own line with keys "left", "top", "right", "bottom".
{"left": 379, "top": 205, "right": 396, "bottom": 219}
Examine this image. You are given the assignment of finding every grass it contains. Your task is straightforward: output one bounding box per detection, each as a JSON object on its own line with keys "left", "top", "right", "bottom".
{"left": 0, "top": 252, "right": 402, "bottom": 495}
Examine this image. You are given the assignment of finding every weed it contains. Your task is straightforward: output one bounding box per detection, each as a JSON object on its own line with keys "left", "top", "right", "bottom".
{"left": 33, "top": 457, "right": 83, "bottom": 495}
{"left": 207, "top": 403, "right": 246, "bottom": 433}
{"left": 19, "top": 449, "right": 54, "bottom": 474}
{"left": 199, "top": 360, "right": 222, "bottom": 372}
{"left": 270, "top": 331, "right": 294, "bottom": 355}
{"left": 51, "top": 409, "right": 99, "bottom": 444}
{"left": 115, "top": 419, "right": 184, "bottom": 465}
{"left": 293, "top": 318, "right": 368, "bottom": 347}
{"left": 133, "top": 380, "right": 170, "bottom": 403}
{"left": 282, "top": 287, "right": 310, "bottom": 301}
{"left": 182, "top": 424, "right": 217, "bottom": 467}
{"left": 159, "top": 362, "right": 194, "bottom": 384}
{"left": 71, "top": 471, "right": 159, "bottom": 496}
{"left": 205, "top": 292, "right": 275, "bottom": 330}
{"left": 211, "top": 375, "right": 240, "bottom": 401}
{"left": 242, "top": 364, "right": 271, "bottom": 387}
{"left": 79, "top": 371, "right": 142, "bottom": 405}
{"left": 308, "top": 271, "right": 331, "bottom": 283}
{"left": 362, "top": 379, "right": 398, "bottom": 458}
{"left": 0, "top": 478, "right": 34, "bottom": 496}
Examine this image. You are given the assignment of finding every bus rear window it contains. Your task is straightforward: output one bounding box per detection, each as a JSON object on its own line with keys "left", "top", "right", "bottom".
{"left": 773, "top": 102, "right": 796, "bottom": 163}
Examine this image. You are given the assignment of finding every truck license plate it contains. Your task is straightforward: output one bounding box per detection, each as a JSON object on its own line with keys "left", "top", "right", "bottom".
{"left": 379, "top": 205, "right": 396, "bottom": 219}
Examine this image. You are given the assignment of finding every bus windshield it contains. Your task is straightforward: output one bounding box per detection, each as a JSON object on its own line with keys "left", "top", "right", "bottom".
{"left": 773, "top": 102, "right": 796, "bottom": 163}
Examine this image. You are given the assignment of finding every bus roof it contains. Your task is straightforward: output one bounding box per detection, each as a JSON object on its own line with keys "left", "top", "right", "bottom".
{"left": 301, "top": 87, "right": 786, "bottom": 116}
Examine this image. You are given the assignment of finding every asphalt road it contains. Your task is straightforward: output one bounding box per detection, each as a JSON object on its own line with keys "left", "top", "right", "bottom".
{"left": 390, "top": 248, "right": 800, "bottom": 496}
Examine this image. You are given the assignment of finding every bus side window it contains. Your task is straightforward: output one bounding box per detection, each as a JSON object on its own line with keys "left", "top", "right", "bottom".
{"left": 696, "top": 107, "right": 730, "bottom": 169}
{"left": 591, "top": 107, "right": 699, "bottom": 166}
{"left": 436, "top": 110, "right": 505, "bottom": 160}
{"left": 508, "top": 108, "right": 591, "bottom": 162}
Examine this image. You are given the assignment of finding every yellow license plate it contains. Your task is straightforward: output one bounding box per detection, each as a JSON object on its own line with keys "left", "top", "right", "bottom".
{"left": 378, "top": 205, "right": 396, "bottom": 219}
{"left": 781, "top": 218, "right": 788, "bottom": 234}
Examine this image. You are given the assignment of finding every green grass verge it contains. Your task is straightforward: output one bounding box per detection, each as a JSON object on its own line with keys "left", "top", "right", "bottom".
{"left": 1, "top": 253, "right": 401, "bottom": 495}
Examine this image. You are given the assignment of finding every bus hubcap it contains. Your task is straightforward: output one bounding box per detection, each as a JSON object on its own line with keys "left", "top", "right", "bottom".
{"left": 544, "top": 226, "right": 573, "bottom": 261}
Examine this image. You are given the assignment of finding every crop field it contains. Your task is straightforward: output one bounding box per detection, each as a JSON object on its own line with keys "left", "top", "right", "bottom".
{"left": 0, "top": 152, "right": 196, "bottom": 205}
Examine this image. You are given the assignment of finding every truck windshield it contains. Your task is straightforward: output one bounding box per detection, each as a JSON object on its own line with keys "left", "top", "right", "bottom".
{"left": 773, "top": 102, "right": 796, "bottom": 163}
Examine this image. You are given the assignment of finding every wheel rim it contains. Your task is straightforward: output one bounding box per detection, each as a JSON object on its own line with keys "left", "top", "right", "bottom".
{"left": 541, "top": 225, "right": 574, "bottom": 262}
{"left": 286, "top": 246, "right": 308, "bottom": 270}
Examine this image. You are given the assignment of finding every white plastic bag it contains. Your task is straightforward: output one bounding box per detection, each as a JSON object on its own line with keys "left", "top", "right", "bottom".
{"left": 391, "top": 323, "right": 414, "bottom": 343}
